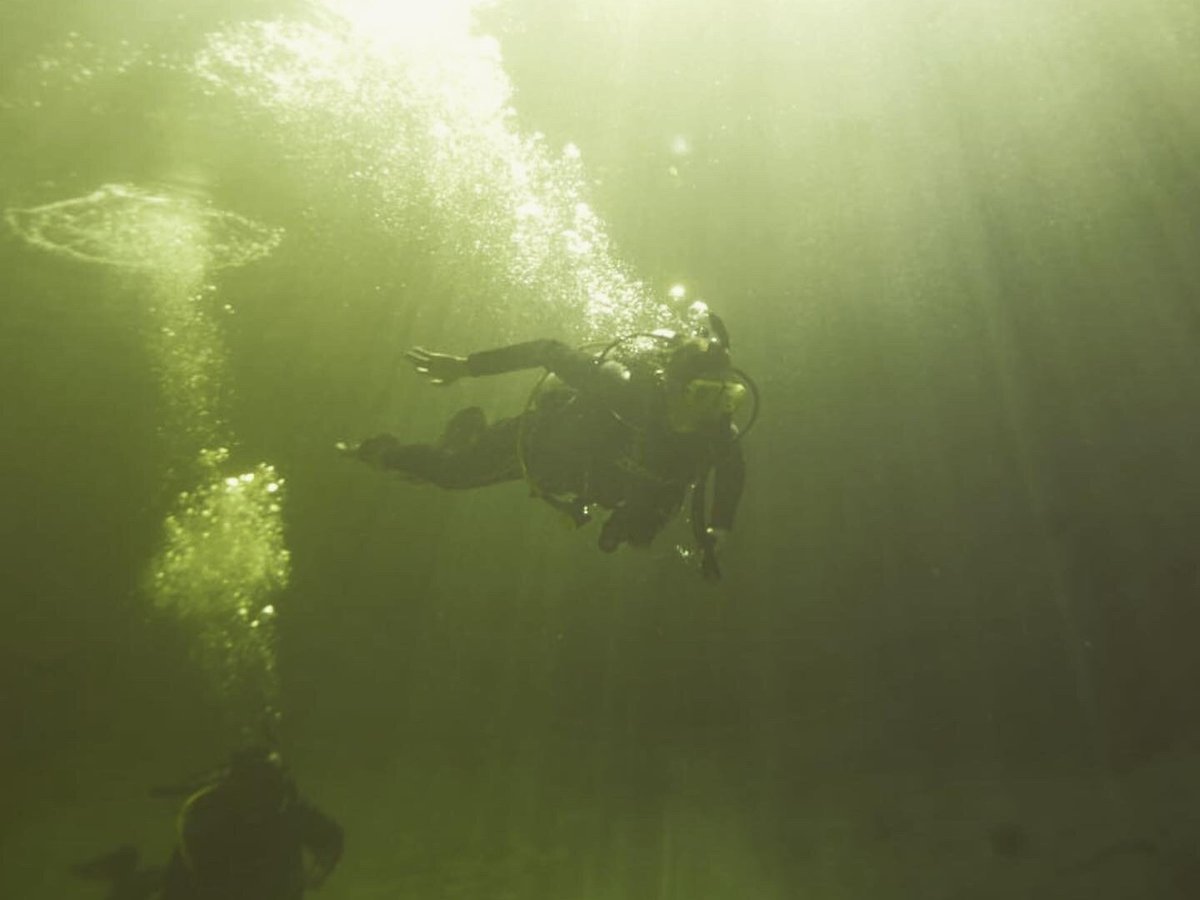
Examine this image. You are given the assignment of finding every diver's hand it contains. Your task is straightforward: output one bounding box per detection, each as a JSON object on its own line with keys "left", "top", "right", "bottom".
{"left": 303, "top": 855, "right": 338, "bottom": 888}
{"left": 405, "top": 346, "right": 470, "bottom": 386}
{"left": 700, "top": 527, "right": 725, "bottom": 581}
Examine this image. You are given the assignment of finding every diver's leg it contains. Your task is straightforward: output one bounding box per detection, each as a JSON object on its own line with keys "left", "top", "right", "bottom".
{"left": 433, "top": 414, "right": 523, "bottom": 488}
{"left": 438, "top": 406, "right": 487, "bottom": 451}
{"left": 353, "top": 436, "right": 442, "bottom": 481}
{"left": 353, "top": 412, "right": 522, "bottom": 489}
{"left": 598, "top": 487, "right": 683, "bottom": 551}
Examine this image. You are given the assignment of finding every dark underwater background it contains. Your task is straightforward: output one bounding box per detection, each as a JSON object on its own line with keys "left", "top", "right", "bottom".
{"left": 2, "top": 1, "right": 1199, "bottom": 897}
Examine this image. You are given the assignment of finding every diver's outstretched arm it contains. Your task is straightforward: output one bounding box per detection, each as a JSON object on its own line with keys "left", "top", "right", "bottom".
{"left": 407, "top": 340, "right": 639, "bottom": 416}
{"left": 405, "top": 342, "right": 590, "bottom": 386}
{"left": 466, "top": 340, "right": 641, "bottom": 417}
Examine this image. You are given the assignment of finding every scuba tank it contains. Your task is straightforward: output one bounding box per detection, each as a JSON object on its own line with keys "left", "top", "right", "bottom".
{"left": 518, "top": 304, "right": 758, "bottom": 577}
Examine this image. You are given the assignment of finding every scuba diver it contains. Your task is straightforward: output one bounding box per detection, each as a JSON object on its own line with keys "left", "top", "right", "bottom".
{"left": 345, "top": 303, "right": 756, "bottom": 579}
{"left": 71, "top": 747, "right": 343, "bottom": 900}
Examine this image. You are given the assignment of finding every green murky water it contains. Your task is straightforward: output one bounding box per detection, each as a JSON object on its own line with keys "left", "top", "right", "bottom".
{"left": 2, "top": 1, "right": 1199, "bottom": 897}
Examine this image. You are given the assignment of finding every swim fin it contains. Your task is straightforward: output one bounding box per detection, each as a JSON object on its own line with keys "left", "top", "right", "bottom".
{"left": 71, "top": 845, "right": 164, "bottom": 900}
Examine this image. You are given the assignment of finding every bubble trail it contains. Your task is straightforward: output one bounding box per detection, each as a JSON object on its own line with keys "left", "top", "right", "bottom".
{"left": 193, "top": 0, "right": 688, "bottom": 339}
{"left": 7, "top": 183, "right": 288, "bottom": 736}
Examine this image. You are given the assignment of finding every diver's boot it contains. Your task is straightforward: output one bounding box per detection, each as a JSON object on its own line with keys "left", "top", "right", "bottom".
{"left": 71, "top": 845, "right": 140, "bottom": 883}
{"left": 70, "top": 846, "right": 164, "bottom": 900}
{"left": 540, "top": 494, "right": 592, "bottom": 527}
{"left": 342, "top": 434, "right": 401, "bottom": 468}
{"left": 340, "top": 434, "right": 439, "bottom": 482}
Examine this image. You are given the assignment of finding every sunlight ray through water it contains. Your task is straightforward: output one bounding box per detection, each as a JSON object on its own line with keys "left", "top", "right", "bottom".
{"left": 193, "top": 0, "right": 686, "bottom": 339}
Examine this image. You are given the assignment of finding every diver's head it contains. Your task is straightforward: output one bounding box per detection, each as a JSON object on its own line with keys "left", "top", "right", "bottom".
{"left": 222, "top": 746, "right": 296, "bottom": 819}
{"left": 663, "top": 337, "right": 747, "bottom": 433}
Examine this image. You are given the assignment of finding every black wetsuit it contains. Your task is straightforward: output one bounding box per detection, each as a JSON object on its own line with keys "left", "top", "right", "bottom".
{"left": 375, "top": 339, "right": 745, "bottom": 548}
{"left": 162, "top": 783, "right": 343, "bottom": 900}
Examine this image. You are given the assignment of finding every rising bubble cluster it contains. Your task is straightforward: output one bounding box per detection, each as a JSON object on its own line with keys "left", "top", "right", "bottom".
{"left": 5, "top": 183, "right": 282, "bottom": 272}
{"left": 151, "top": 451, "right": 290, "bottom": 728}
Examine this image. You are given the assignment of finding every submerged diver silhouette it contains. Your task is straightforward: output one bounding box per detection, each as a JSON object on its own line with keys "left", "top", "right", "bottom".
{"left": 72, "top": 747, "right": 343, "bottom": 900}
{"left": 346, "top": 305, "right": 756, "bottom": 579}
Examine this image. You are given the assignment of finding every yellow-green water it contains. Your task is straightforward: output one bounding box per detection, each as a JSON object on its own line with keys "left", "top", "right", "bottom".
{"left": 2, "top": 0, "right": 1199, "bottom": 897}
